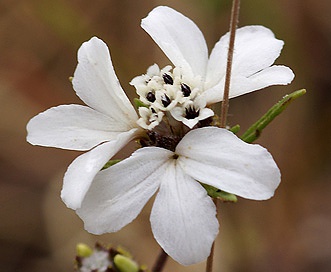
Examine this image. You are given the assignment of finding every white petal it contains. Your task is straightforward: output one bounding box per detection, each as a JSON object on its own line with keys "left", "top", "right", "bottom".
{"left": 27, "top": 104, "right": 135, "bottom": 151}
{"left": 176, "top": 127, "right": 281, "bottom": 200}
{"left": 206, "top": 26, "right": 285, "bottom": 88}
{"left": 61, "top": 128, "right": 139, "bottom": 209}
{"left": 228, "top": 65, "right": 295, "bottom": 98}
{"left": 151, "top": 161, "right": 218, "bottom": 265}
{"left": 141, "top": 6, "right": 208, "bottom": 77}
{"left": 203, "top": 65, "right": 294, "bottom": 104}
{"left": 76, "top": 147, "right": 173, "bottom": 234}
{"left": 73, "top": 37, "right": 138, "bottom": 125}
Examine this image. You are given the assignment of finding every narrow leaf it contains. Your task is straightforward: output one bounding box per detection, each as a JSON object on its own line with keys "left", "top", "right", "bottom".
{"left": 229, "top": 124, "right": 240, "bottom": 134}
{"left": 241, "top": 89, "right": 306, "bottom": 143}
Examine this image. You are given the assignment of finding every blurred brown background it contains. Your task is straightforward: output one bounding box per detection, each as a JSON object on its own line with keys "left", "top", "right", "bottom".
{"left": 1, "top": 0, "right": 330, "bottom": 271}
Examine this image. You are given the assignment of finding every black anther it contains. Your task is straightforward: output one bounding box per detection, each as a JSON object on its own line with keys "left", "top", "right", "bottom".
{"left": 181, "top": 83, "right": 191, "bottom": 97}
{"left": 161, "top": 94, "right": 171, "bottom": 107}
{"left": 163, "top": 73, "right": 174, "bottom": 85}
{"left": 146, "top": 91, "right": 156, "bottom": 102}
{"left": 185, "top": 106, "right": 200, "bottom": 119}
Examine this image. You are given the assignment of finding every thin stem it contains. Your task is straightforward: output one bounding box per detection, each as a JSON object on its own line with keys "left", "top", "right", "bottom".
{"left": 219, "top": 0, "right": 241, "bottom": 128}
{"left": 207, "top": 1, "right": 240, "bottom": 272}
{"left": 152, "top": 248, "right": 168, "bottom": 272}
{"left": 206, "top": 241, "right": 216, "bottom": 272}
{"left": 206, "top": 199, "right": 218, "bottom": 272}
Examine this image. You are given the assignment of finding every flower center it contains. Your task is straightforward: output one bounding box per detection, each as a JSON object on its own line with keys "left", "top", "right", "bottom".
{"left": 130, "top": 64, "right": 215, "bottom": 150}
{"left": 140, "top": 131, "right": 181, "bottom": 152}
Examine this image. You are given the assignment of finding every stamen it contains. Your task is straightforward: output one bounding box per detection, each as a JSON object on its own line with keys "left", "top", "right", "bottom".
{"left": 181, "top": 83, "right": 191, "bottom": 97}
{"left": 185, "top": 106, "right": 200, "bottom": 119}
{"left": 162, "top": 73, "right": 174, "bottom": 85}
{"left": 161, "top": 94, "right": 171, "bottom": 107}
{"left": 146, "top": 91, "right": 156, "bottom": 102}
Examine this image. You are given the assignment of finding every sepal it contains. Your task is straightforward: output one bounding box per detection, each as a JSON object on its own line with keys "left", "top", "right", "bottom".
{"left": 102, "top": 159, "right": 122, "bottom": 170}
{"left": 134, "top": 98, "right": 149, "bottom": 109}
{"left": 201, "top": 183, "right": 238, "bottom": 203}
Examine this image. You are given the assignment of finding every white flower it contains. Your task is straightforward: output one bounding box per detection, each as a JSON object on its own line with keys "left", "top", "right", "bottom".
{"left": 26, "top": 5, "right": 289, "bottom": 267}
{"left": 80, "top": 250, "right": 111, "bottom": 272}
{"left": 76, "top": 127, "right": 280, "bottom": 265}
{"left": 26, "top": 37, "right": 143, "bottom": 209}
{"left": 137, "top": 106, "right": 164, "bottom": 130}
{"left": 170, "top": 98, "right": 214, "bottom": 129}
{"left": 137, "top": 6, "right": 294, "bottom": 108}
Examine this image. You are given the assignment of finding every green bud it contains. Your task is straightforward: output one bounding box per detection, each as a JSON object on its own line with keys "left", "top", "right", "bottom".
{"left": 114, "top": 254, "right": 139, "bottom": 272}
{"left": 76, "top": 243, "right": 93, "bottom": 257}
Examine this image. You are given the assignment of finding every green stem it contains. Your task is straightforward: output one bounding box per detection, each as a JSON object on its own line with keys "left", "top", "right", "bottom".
{"left": 240, "top": 89, "right": 306, "bottom": 143}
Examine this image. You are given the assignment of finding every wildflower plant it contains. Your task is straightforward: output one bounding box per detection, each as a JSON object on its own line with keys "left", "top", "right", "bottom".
{"left": 26, "top": 2, "right": 305, "bottom": 271}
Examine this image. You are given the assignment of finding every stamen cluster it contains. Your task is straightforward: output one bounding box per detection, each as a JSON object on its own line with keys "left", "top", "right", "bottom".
{"left": 130, "top": 64, "right": 214, "bottom": 131}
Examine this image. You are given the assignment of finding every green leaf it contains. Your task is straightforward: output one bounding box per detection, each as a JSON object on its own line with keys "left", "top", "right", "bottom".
{"left": 240, "top": 89, "right": 306, "bottom": 143}
{"left": 101, "top": 159, "right": 121, "bottom": 170}
{"left": 201, "top": 183, "right": 238, "bottom": 203}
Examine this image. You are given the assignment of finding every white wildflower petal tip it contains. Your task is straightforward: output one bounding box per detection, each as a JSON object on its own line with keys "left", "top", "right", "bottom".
{"left": 207, "top": 25, "right": 284, "bottom": 85}
{"left": 227, "top": 65, "right": 295, "bottom": 99}
{"left": 27, "top": 104, "right": 133, "bottom": 151}
{"left": 76, "top": 147, "right": 172, "bottom": 234}
{"left": 61, "top": 128, "right": 139, "bottom": 210}
{"left": 141, "top": 6, "right": 208, "bottom": 77}
{"left": 204, "top": 25, "right": 295, "bottom": 103}
{"left": 177, "top": 127, "right": 281, "bottom": 200}
{"left": 73, "top": 36, "right": 138, "bottom": 124}
{"left": 205, "top": 65, "right": 295, "bottom": 103}
{"left": 151, "top": 161, "right": 219, "bottom": 265}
